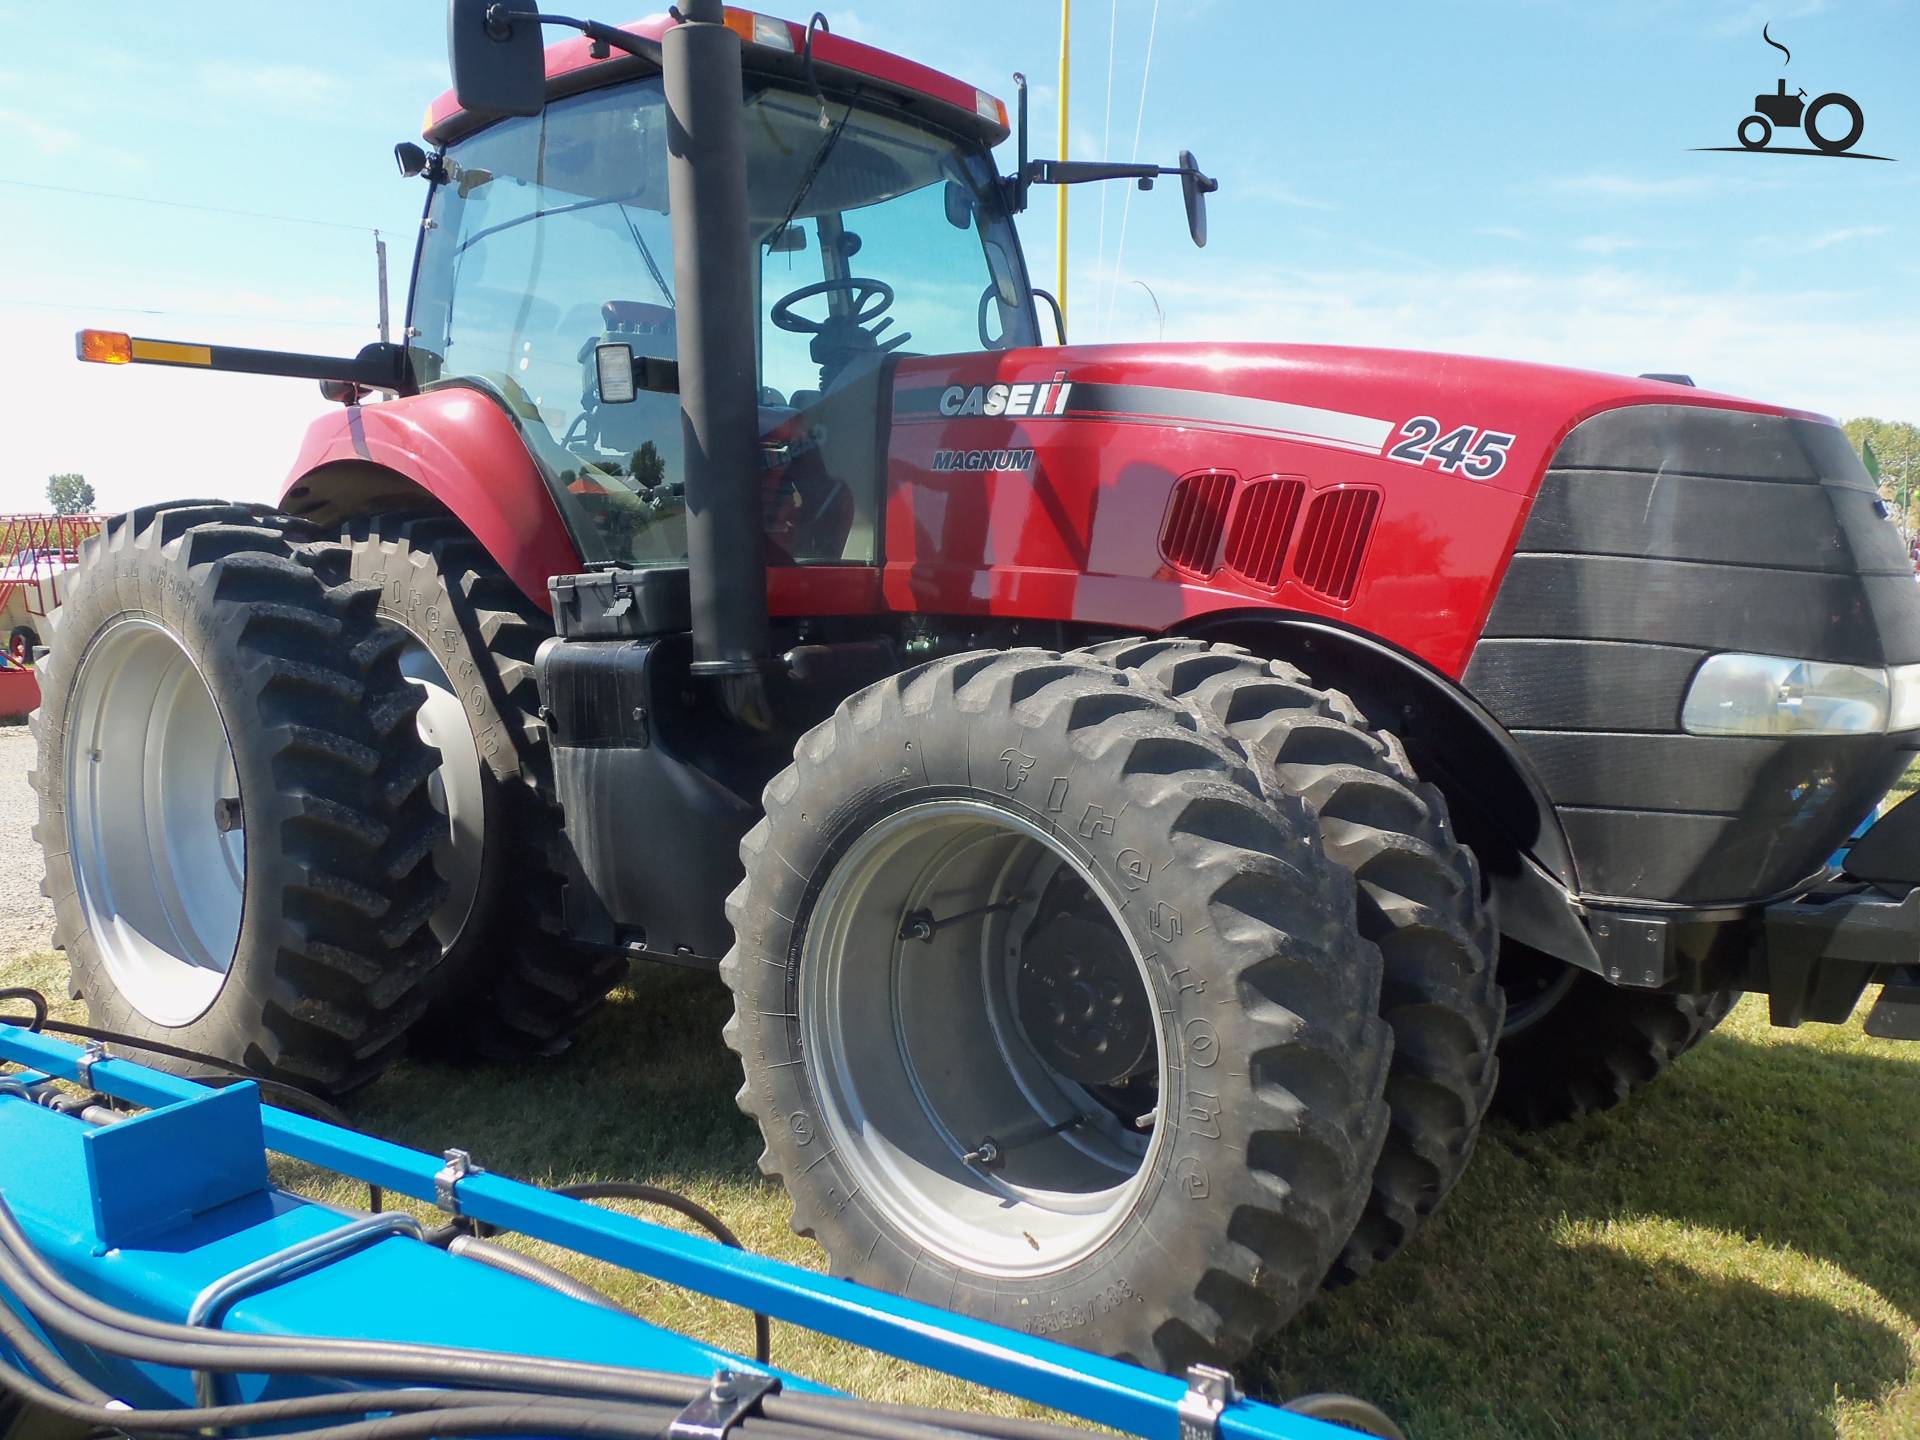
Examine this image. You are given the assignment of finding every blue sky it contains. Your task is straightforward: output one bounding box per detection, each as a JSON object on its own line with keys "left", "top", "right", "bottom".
{"left": 1, "top": 0, "right": 1913, "bottom": 513}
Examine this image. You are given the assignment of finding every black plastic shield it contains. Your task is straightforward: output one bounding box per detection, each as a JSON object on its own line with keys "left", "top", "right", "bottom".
{"left": 447, "top": 0, "right": 546, "bottom": 121}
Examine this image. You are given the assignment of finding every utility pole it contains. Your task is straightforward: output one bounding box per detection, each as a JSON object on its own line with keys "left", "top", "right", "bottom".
{"left": 1057, "top": 0, "right": 1071, "bottom": 331}
{"left": 374, "top": 230, "right": 391, "bottom": 346}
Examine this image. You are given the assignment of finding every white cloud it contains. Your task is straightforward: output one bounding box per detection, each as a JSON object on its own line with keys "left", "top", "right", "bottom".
{"left": 1476, "top": 226, "right": 1529, "bottom": 242}
{"left": 0, "top": 108, "right": 79, "bottom": 157}
{"left": 1243, "top": 181, "right": 1335, "bottom": 213}
{"left": 195, "top": 61, "right": 347, "bottom": 109}
{"left": 1546, "top": 171, "right": 1724, "bottom": 201}
{"left": 1573, "top": 235, "right": 1643, "bottom": 255}
{"left": 1756, "top": 224, "right": 1890, "bottom": 254}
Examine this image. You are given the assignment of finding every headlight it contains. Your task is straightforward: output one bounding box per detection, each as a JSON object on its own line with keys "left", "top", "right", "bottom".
{"left": 1681, "top": 653, "right": 1892, "bottom": 736}
{"left": 1891, "top": 663, "right": 1920, "bottom": 733}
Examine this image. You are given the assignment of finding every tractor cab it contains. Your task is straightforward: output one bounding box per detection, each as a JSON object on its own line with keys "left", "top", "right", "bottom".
{"left": 409, "top": 22, "right": 1040, "bottom": 571}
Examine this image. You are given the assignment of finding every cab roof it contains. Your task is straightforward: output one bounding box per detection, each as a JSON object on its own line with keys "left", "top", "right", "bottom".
{"left": 424, "top": 9, "right": 1010, "bottom": 150}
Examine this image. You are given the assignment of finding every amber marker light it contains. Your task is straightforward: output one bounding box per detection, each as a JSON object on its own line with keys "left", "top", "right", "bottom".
{"left": 76, "top": 329, "right": 132, "bottom": 365}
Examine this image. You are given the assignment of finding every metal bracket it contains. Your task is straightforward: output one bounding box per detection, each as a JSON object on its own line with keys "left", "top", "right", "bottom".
{"left": 435, "top": 1148, "right": 482, "bottom": 1213}
{"left": 73, "top": 1039, "right": 107, "bottom": 1087}
{"left": 1178, "top": 1364, "right": 1239, "bottom": 1440}
{"left": 670, "top": 1368, "right": 781, "bottom": 1440}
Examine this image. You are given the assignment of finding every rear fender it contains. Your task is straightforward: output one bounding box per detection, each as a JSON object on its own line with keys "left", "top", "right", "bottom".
{"left": 280, "top": 390, "right": 581, "bottom": 611}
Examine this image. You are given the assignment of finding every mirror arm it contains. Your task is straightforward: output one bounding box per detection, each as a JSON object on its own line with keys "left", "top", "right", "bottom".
{"left": 483, "top": 4, "right": 655, "bottom": 61}
{"left": 1023, "top": 158, "right": 1217, "bottom": 192}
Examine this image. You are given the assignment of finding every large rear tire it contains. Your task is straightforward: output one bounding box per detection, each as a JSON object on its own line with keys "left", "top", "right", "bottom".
{"left": 1492, "top": 943, "right": 1736, "bottom": 1128}
{"left": 331, "top": 513, "right": 625, "bottom": 1059}
{"left": 721, "top": 650, "right": 1392, "bottom": 1369}
{"left": 30, "top": 502, "right": 448, "bottom": 1094}
{"left": 1082, "top": 639, "right": 1501, "bottom": 1285}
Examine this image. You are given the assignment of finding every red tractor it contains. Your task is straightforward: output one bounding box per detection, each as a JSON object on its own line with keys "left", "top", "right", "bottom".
{"left": 36, "top": 1, "right": 1920, "bottom": 1374}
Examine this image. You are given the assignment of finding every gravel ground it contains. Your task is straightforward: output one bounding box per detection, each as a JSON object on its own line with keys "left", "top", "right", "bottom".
{"left": 0, "top": 723, "right": 54, "bottom": 961}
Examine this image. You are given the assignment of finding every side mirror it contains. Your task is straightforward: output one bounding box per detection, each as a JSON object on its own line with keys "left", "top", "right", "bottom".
{"left": 447, "top": 0, "right": 547, "bottom": 121}
{"left": 1179, "top": 150, "right": 1215, "bottom": 248}
{"left": 944, "top": 180, "right": 975, "bottom": 230}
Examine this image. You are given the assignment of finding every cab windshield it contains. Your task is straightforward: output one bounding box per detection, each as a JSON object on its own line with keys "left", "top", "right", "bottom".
{"left": 408, "top": 76, "right": 1037, "bottom": 568}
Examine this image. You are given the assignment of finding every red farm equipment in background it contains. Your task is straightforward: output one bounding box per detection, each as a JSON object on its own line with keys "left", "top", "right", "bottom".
{"left": 0, "top": 513, "right": 99, "bottom": 716}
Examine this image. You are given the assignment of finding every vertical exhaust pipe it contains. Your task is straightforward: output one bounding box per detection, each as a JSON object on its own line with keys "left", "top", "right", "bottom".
{"left": 663, "top": 0, "right": 771, "bottom": 710}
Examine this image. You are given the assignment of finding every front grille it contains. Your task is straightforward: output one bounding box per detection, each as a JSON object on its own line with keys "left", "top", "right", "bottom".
{"left": 1463, "top": 404, "right": 1920, "bottom": 904}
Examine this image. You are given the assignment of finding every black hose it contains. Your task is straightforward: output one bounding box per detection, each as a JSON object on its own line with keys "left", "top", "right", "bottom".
{"left": 0, "top": 1196, "right": 1092, "bottom": 1440}
{"left": 0, "top": 987, "right": 47, "bottom": 1031}
{"left": 545, "top": 1182, "right": 772, "bottom": 1366}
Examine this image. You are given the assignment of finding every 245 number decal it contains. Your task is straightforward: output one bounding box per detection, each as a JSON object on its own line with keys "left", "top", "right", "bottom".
{"left": 1385, "top": 417, "right": 1515, "bottom": 480}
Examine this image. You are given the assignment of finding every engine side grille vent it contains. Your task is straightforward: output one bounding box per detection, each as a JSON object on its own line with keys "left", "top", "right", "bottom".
{"left": 1159, "top": 471, "right": 1235, "bottom": 577}
{"left": 1222, "top": 476, "right": 1307, "bottom": 589}
{"left": 1293, "top": 487, "right": 1381, "bottom": 602}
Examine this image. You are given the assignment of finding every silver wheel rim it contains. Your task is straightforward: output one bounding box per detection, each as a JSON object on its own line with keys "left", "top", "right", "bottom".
{"left": 801, "top": 800, "right": 1167, "bottom": 1277}
{"left": 1500, "top": 956, "right": 1580, "bottom": 1038}
{"left": 394, "top": 631, "right": 487, "bottom": 951}
{"left": 65, "top": 618, "right": 244, "bottom": 1026}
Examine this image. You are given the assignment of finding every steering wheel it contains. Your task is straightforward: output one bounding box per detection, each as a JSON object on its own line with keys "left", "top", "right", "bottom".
{"left": 771, "top": 276, "right": 894, "bottom": 335}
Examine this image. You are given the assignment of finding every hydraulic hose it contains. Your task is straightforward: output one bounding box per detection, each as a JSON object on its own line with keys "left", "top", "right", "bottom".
{"left": 0, "top": 1195, "right": 1101, "bottom": 1440}
{"left": 446, "top": 1235, "right": 623, "bottom": 1312}
{"left": 545, "top": 1182, "right": 772, "bottom": 1365}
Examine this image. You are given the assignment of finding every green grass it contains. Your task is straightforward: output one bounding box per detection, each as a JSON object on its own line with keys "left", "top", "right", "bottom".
{"left": 5, "top": 947, "right": 1917, "bottom": 1440}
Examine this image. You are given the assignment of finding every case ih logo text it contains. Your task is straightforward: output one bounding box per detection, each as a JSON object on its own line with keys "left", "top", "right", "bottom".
{"left": 933, "top": 448, "right": 1037, "bottom": 473}
{"left": 938, "top": 373, "right": 1074, "bottom": 418}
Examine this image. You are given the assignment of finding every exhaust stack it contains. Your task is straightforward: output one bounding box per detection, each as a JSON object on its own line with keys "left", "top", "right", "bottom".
{"left": 664, "top": 0, "right": 771, "bottom": 687}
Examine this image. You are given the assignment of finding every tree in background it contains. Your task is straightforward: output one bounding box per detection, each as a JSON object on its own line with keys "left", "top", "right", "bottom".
{"left": 1843, "top": 419, "right": 1920, "bottom": 544}
{"left": 46, "top": 473, "right": 95, "bottom": 515}
{"left": 630, "top": 441, "right": 667, "bottom": 491}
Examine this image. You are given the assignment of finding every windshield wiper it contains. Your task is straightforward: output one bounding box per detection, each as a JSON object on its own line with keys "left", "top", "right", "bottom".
{"left": 619, "top": 205, "right": 673, "bottom": 307}
{"left": 766, "top": 100, "right": 853, "bottom": 252}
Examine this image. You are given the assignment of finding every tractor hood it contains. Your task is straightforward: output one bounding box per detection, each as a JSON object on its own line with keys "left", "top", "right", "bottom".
{"left": 879, "top": 342, "right": 1841, "bottom": 680}
{"left": 891, "top": 341, "right": 1812, "bottom": 500}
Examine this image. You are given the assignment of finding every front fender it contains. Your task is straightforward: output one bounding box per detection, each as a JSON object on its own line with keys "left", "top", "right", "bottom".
{"left": 281, "top": 390, "right": 581, "bottom": 612}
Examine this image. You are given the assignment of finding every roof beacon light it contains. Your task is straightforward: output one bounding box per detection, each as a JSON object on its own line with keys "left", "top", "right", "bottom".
{"left": 723, "top": 9, "right": 797, "bottom": 52}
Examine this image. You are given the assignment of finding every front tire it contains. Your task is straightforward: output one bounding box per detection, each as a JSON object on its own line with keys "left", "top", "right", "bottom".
{"left": 31, "top": 502, "right": 448, "bottom": 1094}
{"left": 722, "top": 650, "right": 1392, "bottom": 1369}
{"left": 1082, "top": 639, "right": 1501, "bottom": 1286}
{"left": 1492, "top": 942, "right": 1736, "bottom": 1128}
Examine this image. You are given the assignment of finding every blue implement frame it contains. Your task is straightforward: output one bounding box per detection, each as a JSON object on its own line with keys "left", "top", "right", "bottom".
{"left": 0, "top": 1024, "right": 1354, "bottom": 1440}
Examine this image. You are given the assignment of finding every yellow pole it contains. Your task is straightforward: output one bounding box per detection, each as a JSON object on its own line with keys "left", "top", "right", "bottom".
{"left": 1056, "top": 0, "right": 1071, "bottom": 334}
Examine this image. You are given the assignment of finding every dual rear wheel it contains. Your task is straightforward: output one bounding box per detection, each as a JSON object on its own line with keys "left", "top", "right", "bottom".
{"left": 720, "top": 645, "right": 1499, "bottom": 1367}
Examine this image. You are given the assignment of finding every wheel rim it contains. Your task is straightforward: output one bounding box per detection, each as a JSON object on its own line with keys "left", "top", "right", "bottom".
{"left": 65, "top": 618, "right": 245, "bottom": 1026}
{"left": 393, "top": 631, "right": 487, "bottom": 951}
{"left": 1499, "top": 945, "right": 1580, "bottom": 1037}
{"left": 800, "top": 799, "right": 1167, "bottom": 1278}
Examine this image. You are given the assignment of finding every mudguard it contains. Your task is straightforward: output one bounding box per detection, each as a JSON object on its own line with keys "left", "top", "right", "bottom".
{"left": 281, "top": 388, "right": 581, "bottom": 612}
